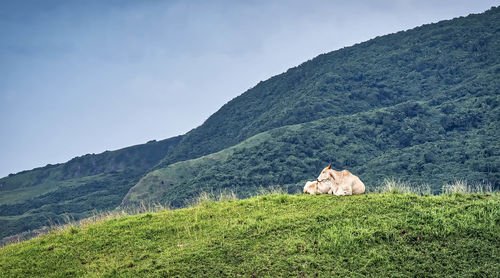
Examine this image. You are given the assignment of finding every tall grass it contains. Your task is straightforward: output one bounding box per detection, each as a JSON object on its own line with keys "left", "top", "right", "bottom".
{"left": 61, "top": 202, "right": 172, "bottom": 231}
{"left": 256, "top": 185, "right": 287, "bottom": 196}
{"left": 189, "top": 185, "right": 289, "bottom": 207}
{"left": 376, "top": 178, "right": 496, "bottom": 195}
{"left": 376, "top": 178, "right": 431, "bottom": 195}
{"left": 442, "top": 180, "right": 494, "bottom": 194}
{"left": 190, "top": 190, "right": 239, "bottom": 206}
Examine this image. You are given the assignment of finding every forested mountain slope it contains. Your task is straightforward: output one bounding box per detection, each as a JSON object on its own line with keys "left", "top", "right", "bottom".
{"left": 156, "top": 7, "right": 500, "bottom": 168}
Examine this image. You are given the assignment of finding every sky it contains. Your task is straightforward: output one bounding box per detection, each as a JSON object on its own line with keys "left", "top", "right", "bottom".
{"left": 1, "top": 0, "right": 498, "bottom": 178}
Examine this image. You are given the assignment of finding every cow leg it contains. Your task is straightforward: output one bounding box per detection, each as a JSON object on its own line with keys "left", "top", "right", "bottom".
{"left": 333, "top": 187, "right": 345, "bottom": 196}
{"left": 329, "top": 184, "right": 339, "bottom": 195}
{"left": 335, "top": 190, "right": 346, "bottom": 196}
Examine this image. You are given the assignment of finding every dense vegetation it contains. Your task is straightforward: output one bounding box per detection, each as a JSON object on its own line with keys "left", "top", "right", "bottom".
{"left": 0, "top": 136, "right": 182, "bottom": 241}
{"left": 1, "top": 7, "right": 499, "bottom": 242}
{"left": 1, "top": 193, "right": 498, "bottom": 277}
{"left": 155, "top": 6, "right": 500, "bottom": 168}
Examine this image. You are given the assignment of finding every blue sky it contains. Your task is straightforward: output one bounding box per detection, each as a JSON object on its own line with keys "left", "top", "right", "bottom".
{"left": 1, "top": 0, "right": 497, "bottom": 177}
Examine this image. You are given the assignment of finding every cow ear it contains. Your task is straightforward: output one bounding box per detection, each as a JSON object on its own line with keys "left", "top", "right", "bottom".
{"left": 327, "top": 164, "right": 331, "bottom": 169}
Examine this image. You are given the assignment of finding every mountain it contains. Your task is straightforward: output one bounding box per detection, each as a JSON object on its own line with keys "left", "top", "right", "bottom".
{"left": 1, "top": 193, "right": 499, "bottom": 277}
{"left": 155, "top": 6, "right": 499, "bottom": 168}
{"left": 1, "top": 7, "right": 499, "bottom": 241}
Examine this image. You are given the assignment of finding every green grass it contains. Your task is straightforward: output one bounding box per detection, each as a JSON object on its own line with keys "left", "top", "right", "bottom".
{"left": 1, "top": 192, "right": 498, "bottom": 277}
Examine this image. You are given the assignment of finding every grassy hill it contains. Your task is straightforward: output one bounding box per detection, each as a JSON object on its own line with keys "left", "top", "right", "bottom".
{"left": 1, "top": 7, "right": 499, "bottom": 242}
{"left": 1, "top": 192, "right": 499, "bottom": 277}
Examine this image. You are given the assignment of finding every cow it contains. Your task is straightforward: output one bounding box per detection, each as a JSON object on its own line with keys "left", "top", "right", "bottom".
{"left": 316, "top": 164, "right": 365, "bottom": 195}
{"left": 303, "top": 180, "right": 332, "bottom": 194}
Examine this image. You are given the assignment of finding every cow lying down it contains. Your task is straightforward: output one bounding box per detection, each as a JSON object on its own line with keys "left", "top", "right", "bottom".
{"left": 303, "top": 164, "right": 365, "bottom": 196}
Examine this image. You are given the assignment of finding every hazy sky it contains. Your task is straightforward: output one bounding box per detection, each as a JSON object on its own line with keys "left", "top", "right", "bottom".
{"left": 1, "top": 0, "right": 497, "bottom": 177}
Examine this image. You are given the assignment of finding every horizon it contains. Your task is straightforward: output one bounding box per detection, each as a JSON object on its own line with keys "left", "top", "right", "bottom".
{"left": 1, "top": 0, "right": 498, "bottom": 178}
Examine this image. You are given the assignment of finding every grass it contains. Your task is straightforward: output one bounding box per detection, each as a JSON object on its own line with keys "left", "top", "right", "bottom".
{"left": 1, "top": 192, "right": 499, "bottom": 277}
{"left": 374, "top": 178, "right": 432, "bottom": 195}
{"left": 442, "top": 180, "right": 494, "bottom": 194}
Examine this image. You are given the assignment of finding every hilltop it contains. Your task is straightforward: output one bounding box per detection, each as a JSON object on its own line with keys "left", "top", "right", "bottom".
{"left": 1, "top": 7, "right": 499, "bottom": 241}
{"left": 1, "top": 193, "right": 499, "bottom": 277}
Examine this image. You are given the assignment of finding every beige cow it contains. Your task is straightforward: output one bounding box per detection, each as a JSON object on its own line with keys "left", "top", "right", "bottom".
{"left": 303, "top": 180, "right": 332, "bottom": 194}
{"left": 316, "top": 164, "right": 365, "bottom": 195}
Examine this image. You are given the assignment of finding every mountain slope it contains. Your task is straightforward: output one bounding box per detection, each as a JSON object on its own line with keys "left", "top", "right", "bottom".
{"left": 1, "top": 193, "right": 498, "bottom": 277}
{"left": 156, "top": 7, "right": 500, "bottom": 168}
{"left": 0, "top": 136, "right": 182, "bottom": 240}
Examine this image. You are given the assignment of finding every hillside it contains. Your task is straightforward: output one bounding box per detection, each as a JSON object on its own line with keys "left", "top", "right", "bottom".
{"left": 0, "top": 136, "right": 182, "bottom": 241}
{"left": 155, "top": 6, "right": 500, "bottom": 168}
{"left": 1, "top": 193, "right": 499, "bottom": 277}
{"left": 1, "top": 7, "right": 499, "bottom": 241}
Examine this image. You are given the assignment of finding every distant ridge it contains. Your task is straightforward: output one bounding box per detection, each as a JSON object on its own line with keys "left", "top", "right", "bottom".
{"left": 0, "top": 135, "right": 182, "bottom": 240}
